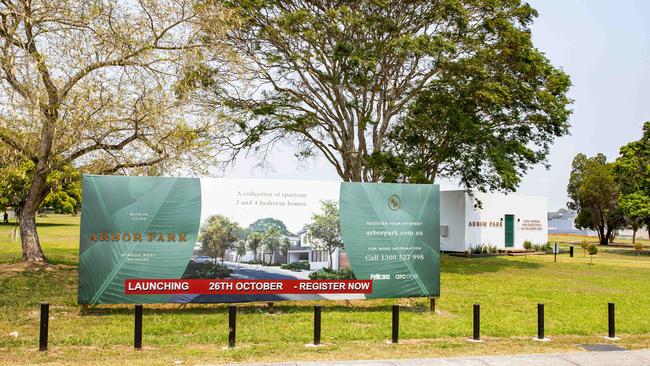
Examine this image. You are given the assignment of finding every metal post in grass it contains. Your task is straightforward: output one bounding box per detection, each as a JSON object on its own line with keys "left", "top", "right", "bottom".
{"left": 554, "top": 243, "right": 558, "bottom": 263}
{"left": 605, "top": 302, "right": 619, "bottom": 340}
{"left": 538, "top": 303, "right": 544, "bottom": 339}
{"left": 39, "top": 303, "right": 49, "bottom": 352}
{"left": 134, "top": 304, "right": 143, "bottom": 349}
{"left": 470, "top": 304, "right": 482, "bottom": 342}
{"left": 532, "top": 303, "right": 551, "bottom": 341}
{"left": 228, "top": 305, "right": 237, "bottom": 348}
{"left": 430, "top": 298, "right": 436, "bottom": 313}
{"left": 391, "top": 305, "right": 399, "bottom": 344}
{"left": 313, "top": 305, "right": 321, "bottom": 345}
{"left": 570, "top": 245, "right": 574, "bottom": 258}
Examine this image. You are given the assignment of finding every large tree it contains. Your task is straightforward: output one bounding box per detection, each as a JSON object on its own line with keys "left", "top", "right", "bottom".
{"left": 614, "top": 122, "right": 650, "bottom": 239}
{"left": 0, "top": 0, "right": 222, "bottom": 262}
{"left": 246, "top": 231, "right": 263, "bottom": 260}
{"left": 306, "top": 200, "right": 342, "bottom": 270}
{"left": 201, "top": 215, "right": 242, "bottom": 264}
{"left": 260, "top": 226, "right": 281, "bottom": 265}
{"left": 194, "top": 0, "right": 570, "bottom": 185}
{"left": 618, "top": 193, "right": 650, "bottom": 244}
{"left": 567, "top": 153, "right": 623, "bottom": 245}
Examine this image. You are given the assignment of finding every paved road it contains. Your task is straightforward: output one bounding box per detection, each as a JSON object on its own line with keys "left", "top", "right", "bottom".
{"left": 217, "top": 349, "right": 650, "bottom": 366}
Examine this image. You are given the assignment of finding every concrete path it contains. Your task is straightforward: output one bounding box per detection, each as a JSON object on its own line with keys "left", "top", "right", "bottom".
{"left": 222, "top": 349, "right": 650, "bottom": 366}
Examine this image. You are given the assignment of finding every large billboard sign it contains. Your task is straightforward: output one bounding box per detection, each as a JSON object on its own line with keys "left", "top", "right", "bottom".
{"left": 78, "top": 176, "right": 440, "bottom": 304}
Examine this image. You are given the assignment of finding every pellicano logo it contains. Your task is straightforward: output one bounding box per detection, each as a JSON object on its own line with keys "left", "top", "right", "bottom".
{"left": 370, "top": 273, "right": 390, "bottom": 280}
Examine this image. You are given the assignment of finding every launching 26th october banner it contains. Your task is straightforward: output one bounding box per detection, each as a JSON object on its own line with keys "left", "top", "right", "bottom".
{"left": 78, "top": 176, "right": 440, "bottom": 304}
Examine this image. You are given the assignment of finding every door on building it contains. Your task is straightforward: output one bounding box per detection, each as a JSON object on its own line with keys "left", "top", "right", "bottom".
{"left": 504, "top": 214, "right": 514, "bottom": 247}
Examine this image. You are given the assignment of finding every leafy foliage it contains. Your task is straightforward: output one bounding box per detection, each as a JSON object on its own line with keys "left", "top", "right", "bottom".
{"left": 308, "top": 266, "right": 356, "bottom": 280}
{"left": 280, "top": 261, "right": 309, "bottom": 271}
{"left": 614, "top": 122, "right": 650, "bottom": 240}
{"left": 567, "top": 153, "right": 623, "bottom": 245}
{"left": 197, "top": 0, "right": 571, "bottom": 185}
{"left": 200, "top": 215, "right": 243, "bottom": 262}
{"left": 261, "top": 226, "right": 282, "bottom": 265}
{"left": 182, "top": 262, "right": 233, "bottom": 279}
{"left": 306, "top": 200, "right": 342, "bottom": 269}
{"left": 246, "top": 231, "right": 264, "bottom": 260}
{"left": 248, "top": 218, "right": 291, "bottom": 235}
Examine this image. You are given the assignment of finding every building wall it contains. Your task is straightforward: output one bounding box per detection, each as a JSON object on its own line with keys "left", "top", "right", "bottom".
{"left": 439, "top": 191, "right": 466, "bottom": 252}
{"left": 463, "top": 191, "right": 548, "bottom": 249}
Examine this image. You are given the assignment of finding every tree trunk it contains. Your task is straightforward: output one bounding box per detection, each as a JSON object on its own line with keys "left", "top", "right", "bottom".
{"left": 18, "top": 209, "right": 47, "bottom": 263}
{"left": 632, "top": 229, "right": 637, "bottom": 245}
{"left": 328, "top": 249, "right": 333, "bottom": 271}
{"left": 600, "top": 226, "right": 612, "bottom": 246}
{"left": 17, "top": 166, "right": 51, "bottom": 263}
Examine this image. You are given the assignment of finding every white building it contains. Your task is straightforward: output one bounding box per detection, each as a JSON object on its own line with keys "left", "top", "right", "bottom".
{"left": 440, "top": 190, "right": 548, "bottom": 252}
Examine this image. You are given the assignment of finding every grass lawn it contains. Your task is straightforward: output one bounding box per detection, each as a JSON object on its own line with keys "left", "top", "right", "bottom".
{"left": 2, "top": 216, "right": 650, "bottom": 365}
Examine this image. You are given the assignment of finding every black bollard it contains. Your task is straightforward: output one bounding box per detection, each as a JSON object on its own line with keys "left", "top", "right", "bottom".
{"left": 608, "top": 302, "right": 615, "bottom": 339}
{"left": 134, "top": 304, "right": 143, "bottom": 349}
{"left": 430, "top": 298, "right": 436, "bottom": 312}
{"left": 537, "top": 303, "right": 545, "bottom": 340}
{"left": 473, "top": 304, "right": 480, "bottom": 341}
{"left": 228, "top": 305, "right": 237, "bottom": 348}
{"left": 570, "top": 245, "right": 574, "bottom": 258}
{"left": 313, "top": 305, "right": 321, "bottom": 345}
{"left": 392, "top": 305, "right": 399, "bottom": 344}
{"left": 39, "top": 303, "right": 49, "bottom": 352}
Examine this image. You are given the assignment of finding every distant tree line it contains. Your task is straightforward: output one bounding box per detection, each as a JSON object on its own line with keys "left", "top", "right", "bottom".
{"left": 567, "top": 122, "right": 650, "bottom": 245}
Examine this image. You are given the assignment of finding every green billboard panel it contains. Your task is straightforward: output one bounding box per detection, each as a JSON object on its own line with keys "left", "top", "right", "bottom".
{"left": 339, "top": 183, "right": 440, "bottom": 298}
{"left": 78, "top": 176, "right": 440, "bottom": 304}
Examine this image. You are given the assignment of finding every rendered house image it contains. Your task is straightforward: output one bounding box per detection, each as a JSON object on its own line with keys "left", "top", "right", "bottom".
{"left": 440, "top": 190, "right": 548, "bottom": 252}
{"left": 223, "top": 228, "right": 344, "bottom": 271}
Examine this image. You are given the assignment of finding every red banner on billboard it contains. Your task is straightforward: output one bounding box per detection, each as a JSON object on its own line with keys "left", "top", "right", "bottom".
{"left": 125, "top": 279, "right": 373, "bottom": 295}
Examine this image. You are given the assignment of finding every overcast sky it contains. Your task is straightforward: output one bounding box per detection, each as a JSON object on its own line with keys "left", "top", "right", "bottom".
{"left": 222, "top": 0, "right": 650, "bottom": 211}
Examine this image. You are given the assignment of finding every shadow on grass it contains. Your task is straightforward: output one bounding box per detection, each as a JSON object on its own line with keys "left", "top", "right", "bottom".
{"left": 441, "top": 255, "right": 542, "bottom": 274}
{"left": 599, "top": 248, "right": 648, "bottom": 258}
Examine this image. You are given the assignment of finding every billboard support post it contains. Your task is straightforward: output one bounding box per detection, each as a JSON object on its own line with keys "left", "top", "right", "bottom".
{"left": 228, "top": 305, "right": 237, "bottom": 348}
{"left": 430, "top": 298, "right": 436, "bottom": 313}
{"left": 313, "top": 305, "right": 321, "bottom": 345}
{"left": 391, "top": 305, "right": 399, "bottom": 344}
{"left": 134, "top": 304, "right": 143, "bottom": 349}
{"left": 39, "top": 303, "right": 49, "bottom": 351}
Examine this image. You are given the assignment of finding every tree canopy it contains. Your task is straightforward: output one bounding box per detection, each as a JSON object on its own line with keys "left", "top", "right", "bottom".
{"left": 567, "top": 153, "right": 622, "bottom": 245}
{"left": 0, "top": 0, "right": 223, "bottom": 262}
{"left": 201, "top": 215, "right": 242, "bottom": 263}
{"left": 306, "top": 200, "right": 342, "bottom": 269}
{"left": 614, "top": 122, "right": 650, "bottom": 240}
{"left": 194, "top": 0, "right": 571, "bottom": 188}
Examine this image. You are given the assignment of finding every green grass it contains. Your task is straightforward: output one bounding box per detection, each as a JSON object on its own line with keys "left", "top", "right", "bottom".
{"left": 2, "top": 216, "right": 650, "bottom": 365}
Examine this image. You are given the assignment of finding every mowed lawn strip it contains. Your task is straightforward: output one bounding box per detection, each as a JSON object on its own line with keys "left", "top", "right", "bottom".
{"left": 2, "top": 216, "right": 650, "bottom": 365}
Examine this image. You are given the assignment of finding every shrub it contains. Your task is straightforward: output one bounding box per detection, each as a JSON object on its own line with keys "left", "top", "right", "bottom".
{"left": 244, "top": 259, "right": 265, "bottom": 265}
{"left": 634, "top": 242, "right": 644, "bottom": 256}
{"left": 580, "top": 240, "right": 589, "bottom": 257}
{"left": 523, "top": 240, "right": 532, "bottom": 250}
{"left": 309, "top": 266, "right": 356, "bottom": 280}
{"left": 182, "top": 262, "right": 232, "bottom": 279}
{"left": 468, "top": 244, "right": 497, "bottom": 255}
{"left": 281, "top": 261, "right": 310, "bottom": 271}
{"left": 531, "top": 242, "right": 552, "bottom": 252}
{"left": 587, "top": 243, "right": 598, "bottom": 263}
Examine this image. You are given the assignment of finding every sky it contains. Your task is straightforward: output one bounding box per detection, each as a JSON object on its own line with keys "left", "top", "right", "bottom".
{"left": 221, "top": 0, "right": 650, "bottom": 211}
